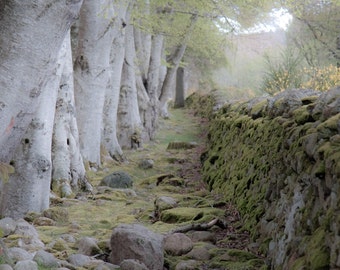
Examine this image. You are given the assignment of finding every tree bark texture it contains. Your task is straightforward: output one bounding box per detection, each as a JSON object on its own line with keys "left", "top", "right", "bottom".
{"left": 117, "top": 9, "right": 143, "bottom": 149}
{"left": 144, "top": 34, "right": 164, "bottom": 139}
{"left": 52, "top": 32, "right": 92, "bottom": 198}
{"left": 102, "top": 0, "right": 129, "bottom": 162}
{"left": 0, "top": 32, "right": 69, "bottom": 218}
{"left": 0, "top": 0, "right": 83, "bottom": 163}
{"left": 74, "top": 0, "right": 115, "bottom": 165}
{"left": 159, "top": 14, "right": 198, "bottom": 118}
{"left": 174, "top": 66, "right": 185, "bottom": 108}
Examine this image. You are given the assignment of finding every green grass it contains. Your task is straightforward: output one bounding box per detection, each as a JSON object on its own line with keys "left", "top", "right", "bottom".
{"left": 34, "top": 107, "right": 210, "bottom": 262}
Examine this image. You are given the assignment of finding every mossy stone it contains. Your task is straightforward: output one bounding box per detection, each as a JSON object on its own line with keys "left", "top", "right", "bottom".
{"left": 293, "top": 106, "right": 313, "bottom": 124}
{"left": 43, "top": 207, "right": 69, "bottom": 224}
{"left": 160, "top": 207, "right": 224, "bottom": 223}
{"left": 99, "top": 171, "right": 133, "bottom": 189}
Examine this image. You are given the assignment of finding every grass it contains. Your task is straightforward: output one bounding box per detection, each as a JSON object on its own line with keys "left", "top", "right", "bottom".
{"left": 35, "top": 106, "right": 209, "bottom": 259}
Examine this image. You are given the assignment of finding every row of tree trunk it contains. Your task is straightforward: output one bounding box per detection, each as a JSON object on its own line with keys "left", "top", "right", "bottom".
{"left": 0, "top": 0, "right": 188, "bottom": 218}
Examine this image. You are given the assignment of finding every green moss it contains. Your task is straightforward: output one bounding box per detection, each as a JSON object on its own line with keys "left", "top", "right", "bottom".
{"left": 209, "top": 258, "right": 266, "bottom": 270}
{"left": 316, "top": 114, "right": 340, "bottom": 139}
{"left": 43, "top": 207, "right": 69, "bottom": 224}
{"left": 227, "top": 249, "right": 258, "bottom": 261}
{"left": 291, "top": 256, "right": 307, "bottom": 270}
{"left": 305, "top": 228, "right": 330, "bottom": 269}
{"left": 160, "top": 207, "right": 224, "bottom": 223}
{"left": 293, "top": 106, "right": 313, "bottom": 124}
{"left": 250, "top": 99, "right": 268, "bottom": 118}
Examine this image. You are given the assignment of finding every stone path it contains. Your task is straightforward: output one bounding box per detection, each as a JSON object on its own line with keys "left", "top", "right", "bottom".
{"left": 0, "top": 107, "right": 267, "bottom": 270}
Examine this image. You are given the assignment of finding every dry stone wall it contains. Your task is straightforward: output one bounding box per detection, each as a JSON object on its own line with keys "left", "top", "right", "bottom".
{"left": 200, "top": 87, "right": 340, "bottom": 269}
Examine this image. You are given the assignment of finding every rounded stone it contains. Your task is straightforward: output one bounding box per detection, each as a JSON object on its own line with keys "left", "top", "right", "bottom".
{"left": 164, "top": 233, "right": 193, "bottom": 256}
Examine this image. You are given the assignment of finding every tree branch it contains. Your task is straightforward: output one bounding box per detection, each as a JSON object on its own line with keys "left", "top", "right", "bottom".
{"left": 169, "top": 218, "right": 228, "bottom": 234}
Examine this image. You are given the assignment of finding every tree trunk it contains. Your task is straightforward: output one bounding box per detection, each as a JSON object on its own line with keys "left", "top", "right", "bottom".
{"left": 52, "top": 32, "right": 92, "bottom": 198}
{"left": 144, "top": 34, "right": 164, "bottom": 139}
{"left": 134, "top": 26, "right": 152, "bottom": 83}
{"left": 0, "top": 0, "right": 83, "bottom": 163}
{"left": 117, "top": 9, "right": 143, "bottom": 149}
{"left": 337, "top": 34, "right": 340, "bottom": 68}
{"left": 159, "top": 44, "right": 187, "bottom": 118}
{"left": 159, "top": 14, "right": 198, "bottom": 118}
{"left": 74, "top": 0, "right": 115, "bottom": 165}
{"left": 174, "top": 66, "right": 185, "bottom": 108}
{"left": 102, "top": 1, "right": 129, "bottom": 162}
{"left": 0, "top": 33, "right": 69, "bottom": 218}
{"left": 136, "top": 72, "right": 152, "bottom": 143}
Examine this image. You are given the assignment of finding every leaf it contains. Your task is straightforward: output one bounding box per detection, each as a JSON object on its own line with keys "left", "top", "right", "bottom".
{"left": 0, "top": 162, "right": 15, "bottom": 183}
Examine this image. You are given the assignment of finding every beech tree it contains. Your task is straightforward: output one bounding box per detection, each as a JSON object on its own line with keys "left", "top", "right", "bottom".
{"left": 0, "top": 0, "right": 278, "bottom": 218}
{"left": 0, "top": 1, "right": 84, "bottom": 217}
{"left": 52, "top": 32, "right": 92, "bottom": 198}
{"left": 284, "top": 0, "right": 340, "bottom": 67}
{"left": 0, "top": 0, "right": 83, "bottom": 163}
{"left": 73, "top": 0, "right": 116, "bottom": 165}
{"left": 117, "top": 5, "right": 143, "bottom": 148}
{"left": 0, "top": 41, "right": 66, "bottom": 218}
{"left": 133, "top": 0, "right": 273, "bottom": 119}
{"left": 102, "top": 0, "right": 129, "bottom": 161}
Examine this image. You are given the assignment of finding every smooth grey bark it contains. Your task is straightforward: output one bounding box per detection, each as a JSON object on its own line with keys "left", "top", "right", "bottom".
{"left": 136, "top": 71, "right": 152, "bottom": 143}
{"left": 117, "top": 9, "right": 143, "bottom": 149}
{"left": 52, "top": 32, "right": 92, "bottom": 198}
{"left": 0, "top": 34, "right": 69, "bottom": 218}
{"left": 0, "top": 0, "right": 83, "bottom": 163}
{"left": 102, "top": 0, "right": 129, "bottom": 162}
{"left": 134, "top": 26, "right": 152, "bottom": 83}
{"left": 159, "top": 14, "right": 198, "bottom": 118}
{"left": 337, "top": 34, "right": 340, "bottom": 67}
{"left": 74, "top": 0, "right": 115, "bottom": 165}
{"left": 144, "top": 34, "right": 164, "bottom": 139}
{"left": 174, "top": 66, "right": 185, "bottom": 108}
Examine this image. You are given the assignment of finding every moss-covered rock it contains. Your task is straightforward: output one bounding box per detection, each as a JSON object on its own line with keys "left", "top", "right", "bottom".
{"left": 160, "top": 207, "right": 224, "bottom": 224}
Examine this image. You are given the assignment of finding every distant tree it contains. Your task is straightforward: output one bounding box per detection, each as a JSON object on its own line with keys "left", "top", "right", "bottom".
{"left": 136, "top": 0, "right": 274, "bottom": 117}
{"left": 284, "top": 0, "right": 340, "bottom": 67}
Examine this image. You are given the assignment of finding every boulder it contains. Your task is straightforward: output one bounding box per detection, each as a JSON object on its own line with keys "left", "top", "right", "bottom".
{"left": 33, "top": 250, "right": 59, "bottom": 268}
{"left": 138, "top": 159, "right": 154, "bottom": 169}
{"left": 8, "top": 247, "right": 33, "bottom": 262}
{"left": 0, "top": 265, "right": 13, "bottom": 270}
{"left": 13, "top": 260, "right": 38, "bottom": 270}
{"left": 175, "top": 260, "right": 200, "bottom": 270}
{"left": 0, "top": 217, "right": 16, "bottom": 236}
{"left": 77, "top": 237, "right": 102, "bottom": 256}
{"left": 67, "top": 253, "right": 92, "bottom": 267}
{"left": 154, "top": 196, "right": 177, "bottom": 213}
{"left": 120, "top": 259, "right": 149, "bottom": 270}
{"left": 163, "top": 233, "right": 193, "bottom": 256}
{"left": 99, "top": 171, "right": 133, "bottom": 189}
{"left": 14, "top": 219, "right": 44, "bottom": 250}
{"left": 109, "top": 224, "right": 163, "bottom": 270}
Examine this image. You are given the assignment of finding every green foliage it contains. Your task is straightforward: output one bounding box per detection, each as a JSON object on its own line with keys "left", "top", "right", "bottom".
{"left": 284, "top": 0, "right": 340, "bottom": 67}
{"left": 261, "top": 46, "right": 340, "bottom": 94}
{"left": 261, "top": 48, "right": 303, "bottom": 94}
{"left": 133, "top": 0, "right": 277, "bottom": 88}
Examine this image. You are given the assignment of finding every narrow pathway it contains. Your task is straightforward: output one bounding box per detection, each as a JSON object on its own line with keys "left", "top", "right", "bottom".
{"left": 34, "top": 106, "right": 266, "bottom": 269}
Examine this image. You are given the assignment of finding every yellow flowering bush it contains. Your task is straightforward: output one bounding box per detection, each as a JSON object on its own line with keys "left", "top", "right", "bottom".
{"left": 262, "top": 64, "right": 340, "bottom": 94}
{"left": 302, "top": 65, "right": 340, "bottom": 91}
